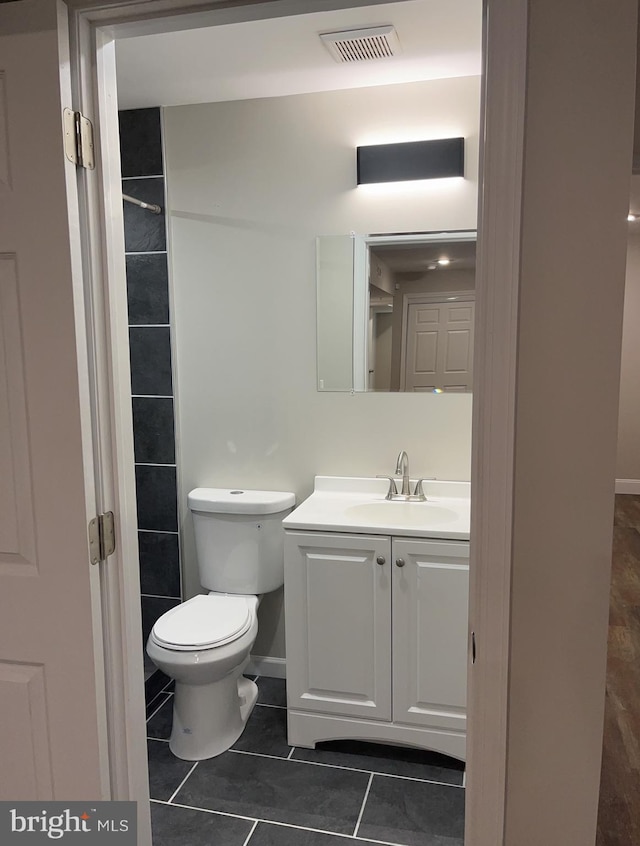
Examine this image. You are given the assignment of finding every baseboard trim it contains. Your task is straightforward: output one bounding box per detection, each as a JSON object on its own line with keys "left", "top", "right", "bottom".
{"left": 615, "top": 479, "right": 640, "bottom": 494}
{"left": 247, "top": 655, "right": 286, "bottom": 679}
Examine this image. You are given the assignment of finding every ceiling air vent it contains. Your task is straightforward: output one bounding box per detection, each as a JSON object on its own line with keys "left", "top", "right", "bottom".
{"left": 320, "top": 25, "right": 401, "bottom": 63}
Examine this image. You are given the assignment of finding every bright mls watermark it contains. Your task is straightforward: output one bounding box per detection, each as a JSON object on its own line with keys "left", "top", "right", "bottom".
{"left": 0, "top": 803, "right": 136, "bottom": 844}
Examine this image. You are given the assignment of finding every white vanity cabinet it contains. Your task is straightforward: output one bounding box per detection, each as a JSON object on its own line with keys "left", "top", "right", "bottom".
{"left": 284, "top": 530, "right": 469, "bottom": 761}
{"left": 284, "top": 532, "right": 393, "bottom": 721}
{"left": 391, "top": 538, "right": 468, "bottom": 738}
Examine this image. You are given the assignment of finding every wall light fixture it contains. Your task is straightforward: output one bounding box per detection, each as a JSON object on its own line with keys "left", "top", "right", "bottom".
{"left": 356, "top": 137, "right": 465, "bottom": 185}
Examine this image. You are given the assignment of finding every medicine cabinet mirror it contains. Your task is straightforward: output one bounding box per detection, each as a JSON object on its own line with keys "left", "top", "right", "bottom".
{"left": 317, "top": 231, "right": 477, "bottom": 392}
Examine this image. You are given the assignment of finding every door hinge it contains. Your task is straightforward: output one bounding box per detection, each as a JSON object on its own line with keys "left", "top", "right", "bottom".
{"left": 88, "top": 512, "right": 116, "bottom": 565}
{"left": 63, "top": 108, "right": 95, "bottom": 170}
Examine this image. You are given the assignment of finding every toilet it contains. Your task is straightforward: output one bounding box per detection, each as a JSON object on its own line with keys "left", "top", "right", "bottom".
{"left": 146, "top": 487, "right": 295, "bottom": 761}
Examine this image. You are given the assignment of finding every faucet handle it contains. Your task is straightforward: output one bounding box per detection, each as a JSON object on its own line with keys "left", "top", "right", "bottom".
{"left": 413, "top": 478, "right": 435, "bottom": 500}
{"left": 376, "top": 475, "right": 398, "bottom": 500}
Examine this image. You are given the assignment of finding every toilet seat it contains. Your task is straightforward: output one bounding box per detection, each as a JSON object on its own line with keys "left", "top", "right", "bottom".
{"left": 150, "top": 594, "right": 253, "bottom": 651}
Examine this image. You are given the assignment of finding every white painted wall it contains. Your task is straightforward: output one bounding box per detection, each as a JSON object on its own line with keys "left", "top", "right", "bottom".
{"left": 163, "top": 76, "right": 480, "bottom": 657}
{"left": 316, "top": 235, "right": 353, "bottom": 391}
{"left": 617, "top": 232, "right": 640, "bottom": 483}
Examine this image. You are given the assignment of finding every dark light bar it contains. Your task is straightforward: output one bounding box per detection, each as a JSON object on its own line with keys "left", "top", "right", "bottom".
{"left": 356, "top": 137, "right": 465, "bottom": 184}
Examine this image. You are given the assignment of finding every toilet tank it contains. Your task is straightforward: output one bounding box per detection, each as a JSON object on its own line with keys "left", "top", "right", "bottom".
{"left": 187, "top": 488, "right": 295, "bottom": 594}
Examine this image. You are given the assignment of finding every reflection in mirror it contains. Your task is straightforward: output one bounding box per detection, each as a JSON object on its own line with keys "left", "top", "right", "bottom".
{"left": 317, "top": 232, "right": 476, "bottom": 392}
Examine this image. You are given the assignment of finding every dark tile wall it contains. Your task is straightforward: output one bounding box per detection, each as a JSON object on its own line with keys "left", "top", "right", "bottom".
{"left": 119, "top": 107, "right": 181, "bottom": 689}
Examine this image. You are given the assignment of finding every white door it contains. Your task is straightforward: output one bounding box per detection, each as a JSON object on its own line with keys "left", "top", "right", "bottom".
{"left": 404, "top": 300, "right": 475, "bottom": 392}
{"left": 0, "top": 2, "right": 106, "bottom": 799}
{"left": 392, "top": 539, "right": 469, "bottom": 737}
{"left": 284, "top": 532, "right": 392, "bottom": 721}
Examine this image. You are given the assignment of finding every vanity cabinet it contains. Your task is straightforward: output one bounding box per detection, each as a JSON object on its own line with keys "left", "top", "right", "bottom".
{"left": 284, "top": 530, "right": 469, "bottom": 761}
{"left": 284, "top": 533, "right": 393, "bottom": 721}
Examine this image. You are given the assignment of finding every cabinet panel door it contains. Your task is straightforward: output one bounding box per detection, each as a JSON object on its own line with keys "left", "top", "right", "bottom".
{"left": 284, "top": 532, "right": 392, "bottom": 721}
{"left": 392, "top": 538, "right": 469, "bottom": 731}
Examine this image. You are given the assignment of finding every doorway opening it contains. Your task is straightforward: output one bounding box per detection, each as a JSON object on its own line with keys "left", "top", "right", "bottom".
{"left": 112, "top": 1, "right": 480, "bottom": 842}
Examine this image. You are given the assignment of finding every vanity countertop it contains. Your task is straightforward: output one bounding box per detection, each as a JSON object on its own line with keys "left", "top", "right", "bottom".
{"left": 283, "top": 476, "right": 470, "bottom": 540}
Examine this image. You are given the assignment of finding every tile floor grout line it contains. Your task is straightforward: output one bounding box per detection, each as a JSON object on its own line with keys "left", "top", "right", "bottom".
{"left": 148, "top": 798, "right": 404, "bottom": 846}
{"left": 228, "top": 749, "right": 292, "bottom": 763}
{"left": 149, "top": 736, "right": 462, "bottom": 789}
{"left": 167, "top": 762, "right": 199, "bottom": 804}
{"left": 350, "top": 834, "right": 415, "bottom": 846}
{"left": 145, "top": 691, "right": 166, "bottom": 723}
{"left": 151, "top": 798, "right": 256, "bottom": 823}
{"left": 146, "top": 693, "right": 173, "bottom": 723}
{"left": 255, "top": 702, "right": 287, "bottom": 710}
{"left": 352, "top": 772, "right": 374, "bottom": 838}
{"left": 357, "top": 836, "right": 412, "bottom": 846}
{"left": 228, "top": 747, "right": 464, "bottom": 788}
{"left": 242, "top": 820, "right": 259, "bottom": 846}
{"left": 255, "top": 818, "right": 407, "bottom": 846}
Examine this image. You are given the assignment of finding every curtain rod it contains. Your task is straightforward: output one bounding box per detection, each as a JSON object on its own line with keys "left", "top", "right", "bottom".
{"left": 123, "top": 193, "right": 162, "bottom": 215}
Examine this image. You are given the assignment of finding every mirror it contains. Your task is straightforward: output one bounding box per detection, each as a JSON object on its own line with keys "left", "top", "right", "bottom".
{"left": 317, "top": 231, "right": 477, "bottom": 392}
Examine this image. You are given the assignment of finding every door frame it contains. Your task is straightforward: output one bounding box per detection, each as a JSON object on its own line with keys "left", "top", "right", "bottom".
{"left": 64, "top": 6, "right": 153, "bottom": 840}
{"left": 64, "top": 1, "right": 523, "bottom": 842}
{"left": 63, "top": 2, "right": 636, "bottom": 846}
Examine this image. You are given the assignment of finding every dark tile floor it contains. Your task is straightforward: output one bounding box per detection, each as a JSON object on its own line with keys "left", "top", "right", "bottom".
{"left": 147, "top": 676, "right": 465, "bottom": 846}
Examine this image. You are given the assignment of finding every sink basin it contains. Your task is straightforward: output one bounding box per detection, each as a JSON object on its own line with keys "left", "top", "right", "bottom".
{"left": 344, "top": 501, "right": 459, "bottom": 528}
{"left": 282, "top": 476, "right": 471, "bottom": 538}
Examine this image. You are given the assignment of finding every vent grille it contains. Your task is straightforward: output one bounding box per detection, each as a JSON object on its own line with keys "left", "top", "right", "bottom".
{"left": 320, "top": 26, "right": 401, "bottom": 64}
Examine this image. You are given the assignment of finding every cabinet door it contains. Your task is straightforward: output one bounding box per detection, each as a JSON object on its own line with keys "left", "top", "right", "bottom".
{"left": 392, "top": 538, "right": 469, "bottom": 731}
{"left": 284, "top": 531, "right": 392, "bottom": 721}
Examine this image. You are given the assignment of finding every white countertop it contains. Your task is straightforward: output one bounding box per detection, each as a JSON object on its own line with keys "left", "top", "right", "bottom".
{"left": 283, "top": 476, "right": 471, "bottom": 540}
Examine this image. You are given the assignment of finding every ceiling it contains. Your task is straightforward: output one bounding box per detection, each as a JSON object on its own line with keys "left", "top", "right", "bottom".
{"left": 371, "top": 238, "right": 476, "bottom": 273}
{"left": 115, "top": 0, "right": 482, "bottom": 109}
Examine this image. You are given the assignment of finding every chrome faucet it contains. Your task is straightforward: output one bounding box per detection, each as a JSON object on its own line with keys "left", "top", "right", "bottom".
{"left": 395, "top": 450, "right": 411, "bottom": 497}
{"left": 377, "top": 451, "right": 430, "bottom": 501}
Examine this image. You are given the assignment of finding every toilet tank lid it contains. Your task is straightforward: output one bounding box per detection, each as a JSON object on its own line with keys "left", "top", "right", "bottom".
{"left": 188, "top": 487, "right": 295, "bottom": 515}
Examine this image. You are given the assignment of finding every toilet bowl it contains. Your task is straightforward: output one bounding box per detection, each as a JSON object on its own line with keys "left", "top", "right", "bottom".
{"left": 147, "top": 593, "right": 259, "bottom": 761}
{"left": 146, "top": 486, "right": 295, "bottom": 761}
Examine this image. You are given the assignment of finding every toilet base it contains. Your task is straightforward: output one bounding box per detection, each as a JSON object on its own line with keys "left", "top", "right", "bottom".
{"left": 169, "top": 674, "right": 258, "bottom": 761}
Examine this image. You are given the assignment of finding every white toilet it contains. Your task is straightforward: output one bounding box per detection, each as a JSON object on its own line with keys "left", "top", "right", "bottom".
{"left": 146, "top": 487, "right": 295, "bottom": 761}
